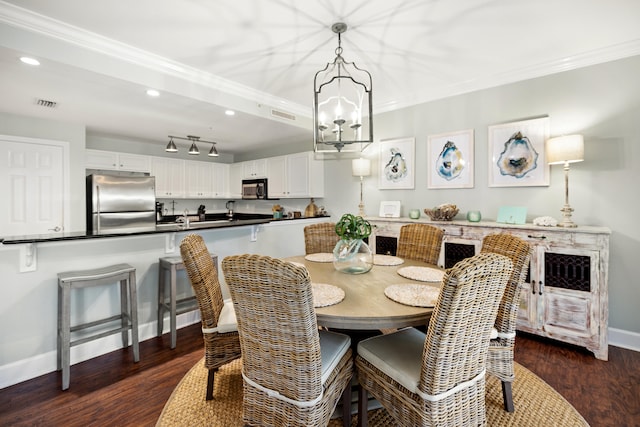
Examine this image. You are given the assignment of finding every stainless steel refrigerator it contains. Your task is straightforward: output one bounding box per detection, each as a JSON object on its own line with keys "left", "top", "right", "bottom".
{"left": 86, "top": 174, "right": 156, "bottom": 234}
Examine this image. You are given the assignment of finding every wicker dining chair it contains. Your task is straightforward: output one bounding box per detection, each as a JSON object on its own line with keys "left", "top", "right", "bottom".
{"left": 179, "top": 234, "right": 241, "bottom": 401}
{"left": 396, "top": 223, "right": 444, "bottom": 265}
{"left": 356, "top": 252, "right": 513, "bottom": 427}
{"left": 304, "top": 222, "right": 340, "bottom": 254}
{"left": 222, "top": 254, "right": 353, "bottom": 427}
{"left": 480, "top": 233, "right": 531, "bottom": 412}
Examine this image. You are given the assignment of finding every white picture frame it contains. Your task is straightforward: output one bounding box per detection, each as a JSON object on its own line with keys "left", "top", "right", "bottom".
{"left": 427, "top": 129, "right": 474, "bottom": 189}
{"left": 488, "top": 117, "right": 550, "bottom": 187}
{"left": 378, "top": 137, "right": 415, "bottom": 190}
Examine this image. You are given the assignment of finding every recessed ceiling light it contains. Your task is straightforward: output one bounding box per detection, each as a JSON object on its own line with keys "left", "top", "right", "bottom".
{"left": 20, "top": 56, "right": 40, "bottom": 66}
{"left": 146, "top": 89, "right": 160, "bottom": 97}
{"left": 225, "top": 110, "right": 235, "bottom": 116}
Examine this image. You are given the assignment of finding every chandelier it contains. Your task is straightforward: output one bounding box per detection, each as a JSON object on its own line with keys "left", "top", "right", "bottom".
{"left": 313, "top": 23, "right": 373, "bottom": 153}
{"left": 166, "top": 135, "right": 219, "bottom": 157}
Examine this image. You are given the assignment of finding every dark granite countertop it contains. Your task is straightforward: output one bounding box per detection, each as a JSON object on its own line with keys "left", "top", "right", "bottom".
{"left": 1, "top": 213, "right": 330, "bottom": 245}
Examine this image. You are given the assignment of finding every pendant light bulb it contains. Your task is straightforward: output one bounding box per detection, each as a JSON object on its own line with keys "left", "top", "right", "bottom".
{"left": 166, "top": 137, "right": 178, "bottom": 153}
{"left": 208, "top": 144, "right": 219, "bottom": 157}
{"left": 188, "top": 142, "right": 199, "bottom": 155}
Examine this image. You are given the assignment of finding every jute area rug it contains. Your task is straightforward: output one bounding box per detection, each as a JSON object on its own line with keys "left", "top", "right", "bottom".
{"left": 157, "top": 358, "right": 588, "bottom": 426}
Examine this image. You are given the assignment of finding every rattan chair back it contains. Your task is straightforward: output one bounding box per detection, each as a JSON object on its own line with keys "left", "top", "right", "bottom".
{"left": 222, "top": 253, "right": 353, "bottom": 427}
{"left": 356, "top": 252, "right": 513, "bottom": 427}
{"left": 304, "top": 222, "right": 340, "bottom": 254}
{"left": 481, "top": 233, "right": 531, "bottom": 345}
{"left": 480, "top": 233, "right": 531, "bottom": 411}
{"left": 179, "top": 234, "right": 241, "bottom": 400}
{"left": 396, "top": 223, "right": 444, "bottom": 264}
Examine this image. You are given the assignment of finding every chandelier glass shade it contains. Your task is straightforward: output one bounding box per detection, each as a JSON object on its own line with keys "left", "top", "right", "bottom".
{"left": 314, "top": 23, "right": 373, "bottom": 153}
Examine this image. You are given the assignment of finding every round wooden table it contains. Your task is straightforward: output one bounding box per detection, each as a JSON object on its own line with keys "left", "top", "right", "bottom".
{"left": 286, "top": 255, "right": 443, "bottom": 330}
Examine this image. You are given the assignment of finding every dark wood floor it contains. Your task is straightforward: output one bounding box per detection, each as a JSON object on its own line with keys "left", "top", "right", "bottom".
{"left": 1, "top": 324, "right": 639, "bottom": 427}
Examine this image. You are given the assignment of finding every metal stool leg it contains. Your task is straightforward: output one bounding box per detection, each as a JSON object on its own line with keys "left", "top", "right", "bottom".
{"left": 128, "top": 270, "right": 140, "bottom": 362}
{"left": 120, "top": 278, "right": 129, "bottom": 348}
{"left": 59, "top": 282, "right": 71, "bottom": 390}
{"left": 157, "top": 262, "right": 165, "bottom": 337}
{"left": 169, "top": 264, "right": 177, "bottom": 349}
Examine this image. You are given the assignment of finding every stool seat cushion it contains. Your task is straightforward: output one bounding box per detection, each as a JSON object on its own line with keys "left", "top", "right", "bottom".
{"left": 217, "top": 299, "right": 238, "bottom": 333}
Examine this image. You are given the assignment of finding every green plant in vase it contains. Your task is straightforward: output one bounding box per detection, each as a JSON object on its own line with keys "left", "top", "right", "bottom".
{"left": 333, "top": 213, "right": 373, "bottom": 274}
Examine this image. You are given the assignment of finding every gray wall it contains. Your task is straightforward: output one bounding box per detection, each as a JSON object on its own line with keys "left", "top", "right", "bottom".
{"left": 323, "top": 55, "right": 640, "bottom": 334}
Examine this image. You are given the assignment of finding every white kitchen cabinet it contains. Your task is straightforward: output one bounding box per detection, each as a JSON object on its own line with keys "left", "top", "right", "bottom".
{"left": 184, "top": 160, "right": 213, "bottom": 198}
{"left": 86, "top": 149, "right": 151, "bottom": 173}
{"left": 151, "top": 157, "right": 185, "bottom": 198}
{"left": 228, "top": 163, "right": 243, "bottom": 198}
{"left": 266, "top": 152, "right": 324, "bottom": 198}
{"left": 242, "top": 159, "right": 267, "bottom": 178}
{"left": 368, "top": 218, "right": 611, "bottom": 360}
{"left": 266, "top": 155, "right": 287, "bottom": 197}
{"left": 211, "top": 163, "right": 229, "bottom": 198}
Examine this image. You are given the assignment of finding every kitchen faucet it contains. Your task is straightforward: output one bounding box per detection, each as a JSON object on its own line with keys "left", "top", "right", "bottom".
{"left": 176, "top": 209, "right": 190, "bottom": 228}
{"left": 226, "top": 201, "right": 235, "bottom": 219}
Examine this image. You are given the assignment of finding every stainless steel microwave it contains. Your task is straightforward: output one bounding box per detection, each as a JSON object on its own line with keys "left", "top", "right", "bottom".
{"left": 242, "top": 178, "right": 268, "bottom": 199}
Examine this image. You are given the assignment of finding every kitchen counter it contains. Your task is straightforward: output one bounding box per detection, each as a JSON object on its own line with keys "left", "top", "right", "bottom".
{"left": 1, "top": 214, "right": 331, "bottom": 244}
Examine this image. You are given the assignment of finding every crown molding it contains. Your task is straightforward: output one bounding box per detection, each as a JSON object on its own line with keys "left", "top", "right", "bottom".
{"left": 376, "top": 38, "right": 640, "bottom": 114}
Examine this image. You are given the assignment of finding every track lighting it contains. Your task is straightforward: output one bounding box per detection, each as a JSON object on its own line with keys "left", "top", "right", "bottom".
{"left": 165, "top": 135, "right": 219, "bottom": 156}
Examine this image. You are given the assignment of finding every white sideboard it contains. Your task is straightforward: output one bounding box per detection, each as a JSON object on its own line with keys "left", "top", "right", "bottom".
{"left": 368, "top": 217, "right": 611, "bottom": 360}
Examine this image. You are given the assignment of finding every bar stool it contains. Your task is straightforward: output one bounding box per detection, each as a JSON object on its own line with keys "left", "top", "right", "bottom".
{"left": 157, "top": 254, "right": 218, "bottom": 348}
{"left": 57, "top": 263, "right": 139, "bottom": 390}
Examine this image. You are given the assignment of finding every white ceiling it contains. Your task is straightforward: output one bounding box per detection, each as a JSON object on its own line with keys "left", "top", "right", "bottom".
{"left": 1, "top": 0, "right": 640, "bottom": 156}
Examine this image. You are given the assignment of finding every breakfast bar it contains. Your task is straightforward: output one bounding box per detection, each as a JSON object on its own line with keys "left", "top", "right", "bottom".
{"left": 0, "top": 216, "right": 330, "bottom": 389}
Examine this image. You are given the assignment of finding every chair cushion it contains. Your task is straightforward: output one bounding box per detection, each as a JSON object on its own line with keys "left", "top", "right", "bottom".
{"left": 217, "top": 299, "right": 238, "bottom": 333}
{"left": 490, "top": 327, "right": 498, "bottom": 339}
{"left": 319, "top": 330, "right": 351, "bottom": 384}
{"left": 357, "top": 327, "right": 426, "bottom": 394}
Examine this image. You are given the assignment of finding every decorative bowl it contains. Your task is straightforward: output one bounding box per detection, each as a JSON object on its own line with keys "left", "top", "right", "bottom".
{"left": 424, "top": 204, "right": 459, "bottom": 221}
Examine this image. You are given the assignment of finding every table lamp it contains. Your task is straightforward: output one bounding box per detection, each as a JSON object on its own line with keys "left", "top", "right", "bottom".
{"left": 352, "top": 158, "right": 371, "bottom": 217}
{"left": 546, "top": 135, "right": 584, "bottom": 227}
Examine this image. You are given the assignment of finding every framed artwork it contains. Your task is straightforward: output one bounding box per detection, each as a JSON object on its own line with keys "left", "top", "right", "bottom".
{"left": 378, "top": 137, "right": 415, "bottom": 189}
{"left": 488, "top": 117, "right": 550, "bottom": 187}
{"left": 427, "top": 129, "right": 474, "bottom": 189}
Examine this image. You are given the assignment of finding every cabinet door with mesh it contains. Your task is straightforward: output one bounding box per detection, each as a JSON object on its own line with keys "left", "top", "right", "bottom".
{"left": 541, "top": 249, "right": 599, "bottom": 338}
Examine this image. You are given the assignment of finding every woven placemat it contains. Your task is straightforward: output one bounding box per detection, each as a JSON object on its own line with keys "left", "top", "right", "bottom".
{"left": 156, "top": 357, "right": 589, "bottom": 427}
{"left": 373, "top": 255, "right": 404, "bottom": 266}
{"left": 304, "top": 252, "right": 334, "bottom": 263}
{"left": 288, "top": 261, "right": 307, "bottom": 268}
{"left": 384, "top": 283, "right": 440, "bottom": 307}
{"left": 397, "top": 266, "right": 444, "bottom": 282}
{"left": 312, "top": 283, "right": 345, "bottom": 308}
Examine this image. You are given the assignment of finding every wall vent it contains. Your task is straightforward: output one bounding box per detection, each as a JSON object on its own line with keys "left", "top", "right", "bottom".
{"left": 271, "top": 109, "right": 296, "bottom": 121}
{"left": 36, "top": 99, "right": 57, "bottom": 108}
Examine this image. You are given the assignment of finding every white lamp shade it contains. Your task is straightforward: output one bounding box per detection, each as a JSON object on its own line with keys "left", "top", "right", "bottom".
{"left": 352, "top": 158, "right": 371, "bottom": 177}
{"left": 547, "top": 135, "right": 584, "bottom": 164}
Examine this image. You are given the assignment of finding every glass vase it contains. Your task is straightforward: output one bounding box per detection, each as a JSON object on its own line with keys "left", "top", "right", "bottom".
{"left": 333, "top": 239, "right": 373, "bottom": 274}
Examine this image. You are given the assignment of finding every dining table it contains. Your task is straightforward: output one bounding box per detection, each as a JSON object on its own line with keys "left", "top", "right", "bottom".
{"left": 285, "top": 254, "right": 446, "bottom": 331}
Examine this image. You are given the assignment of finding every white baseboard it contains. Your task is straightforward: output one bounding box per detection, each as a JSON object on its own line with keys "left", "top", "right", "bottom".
{"left": 0, "top": 313, "right": 201, "bottom": 390}
{"left": 609, "top": 327, "right": 640, "bottom": 352}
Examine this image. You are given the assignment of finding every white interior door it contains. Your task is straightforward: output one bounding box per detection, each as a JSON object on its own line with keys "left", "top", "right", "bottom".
{"left": 0, "top": 136, "right": 68, "bottom": 236}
